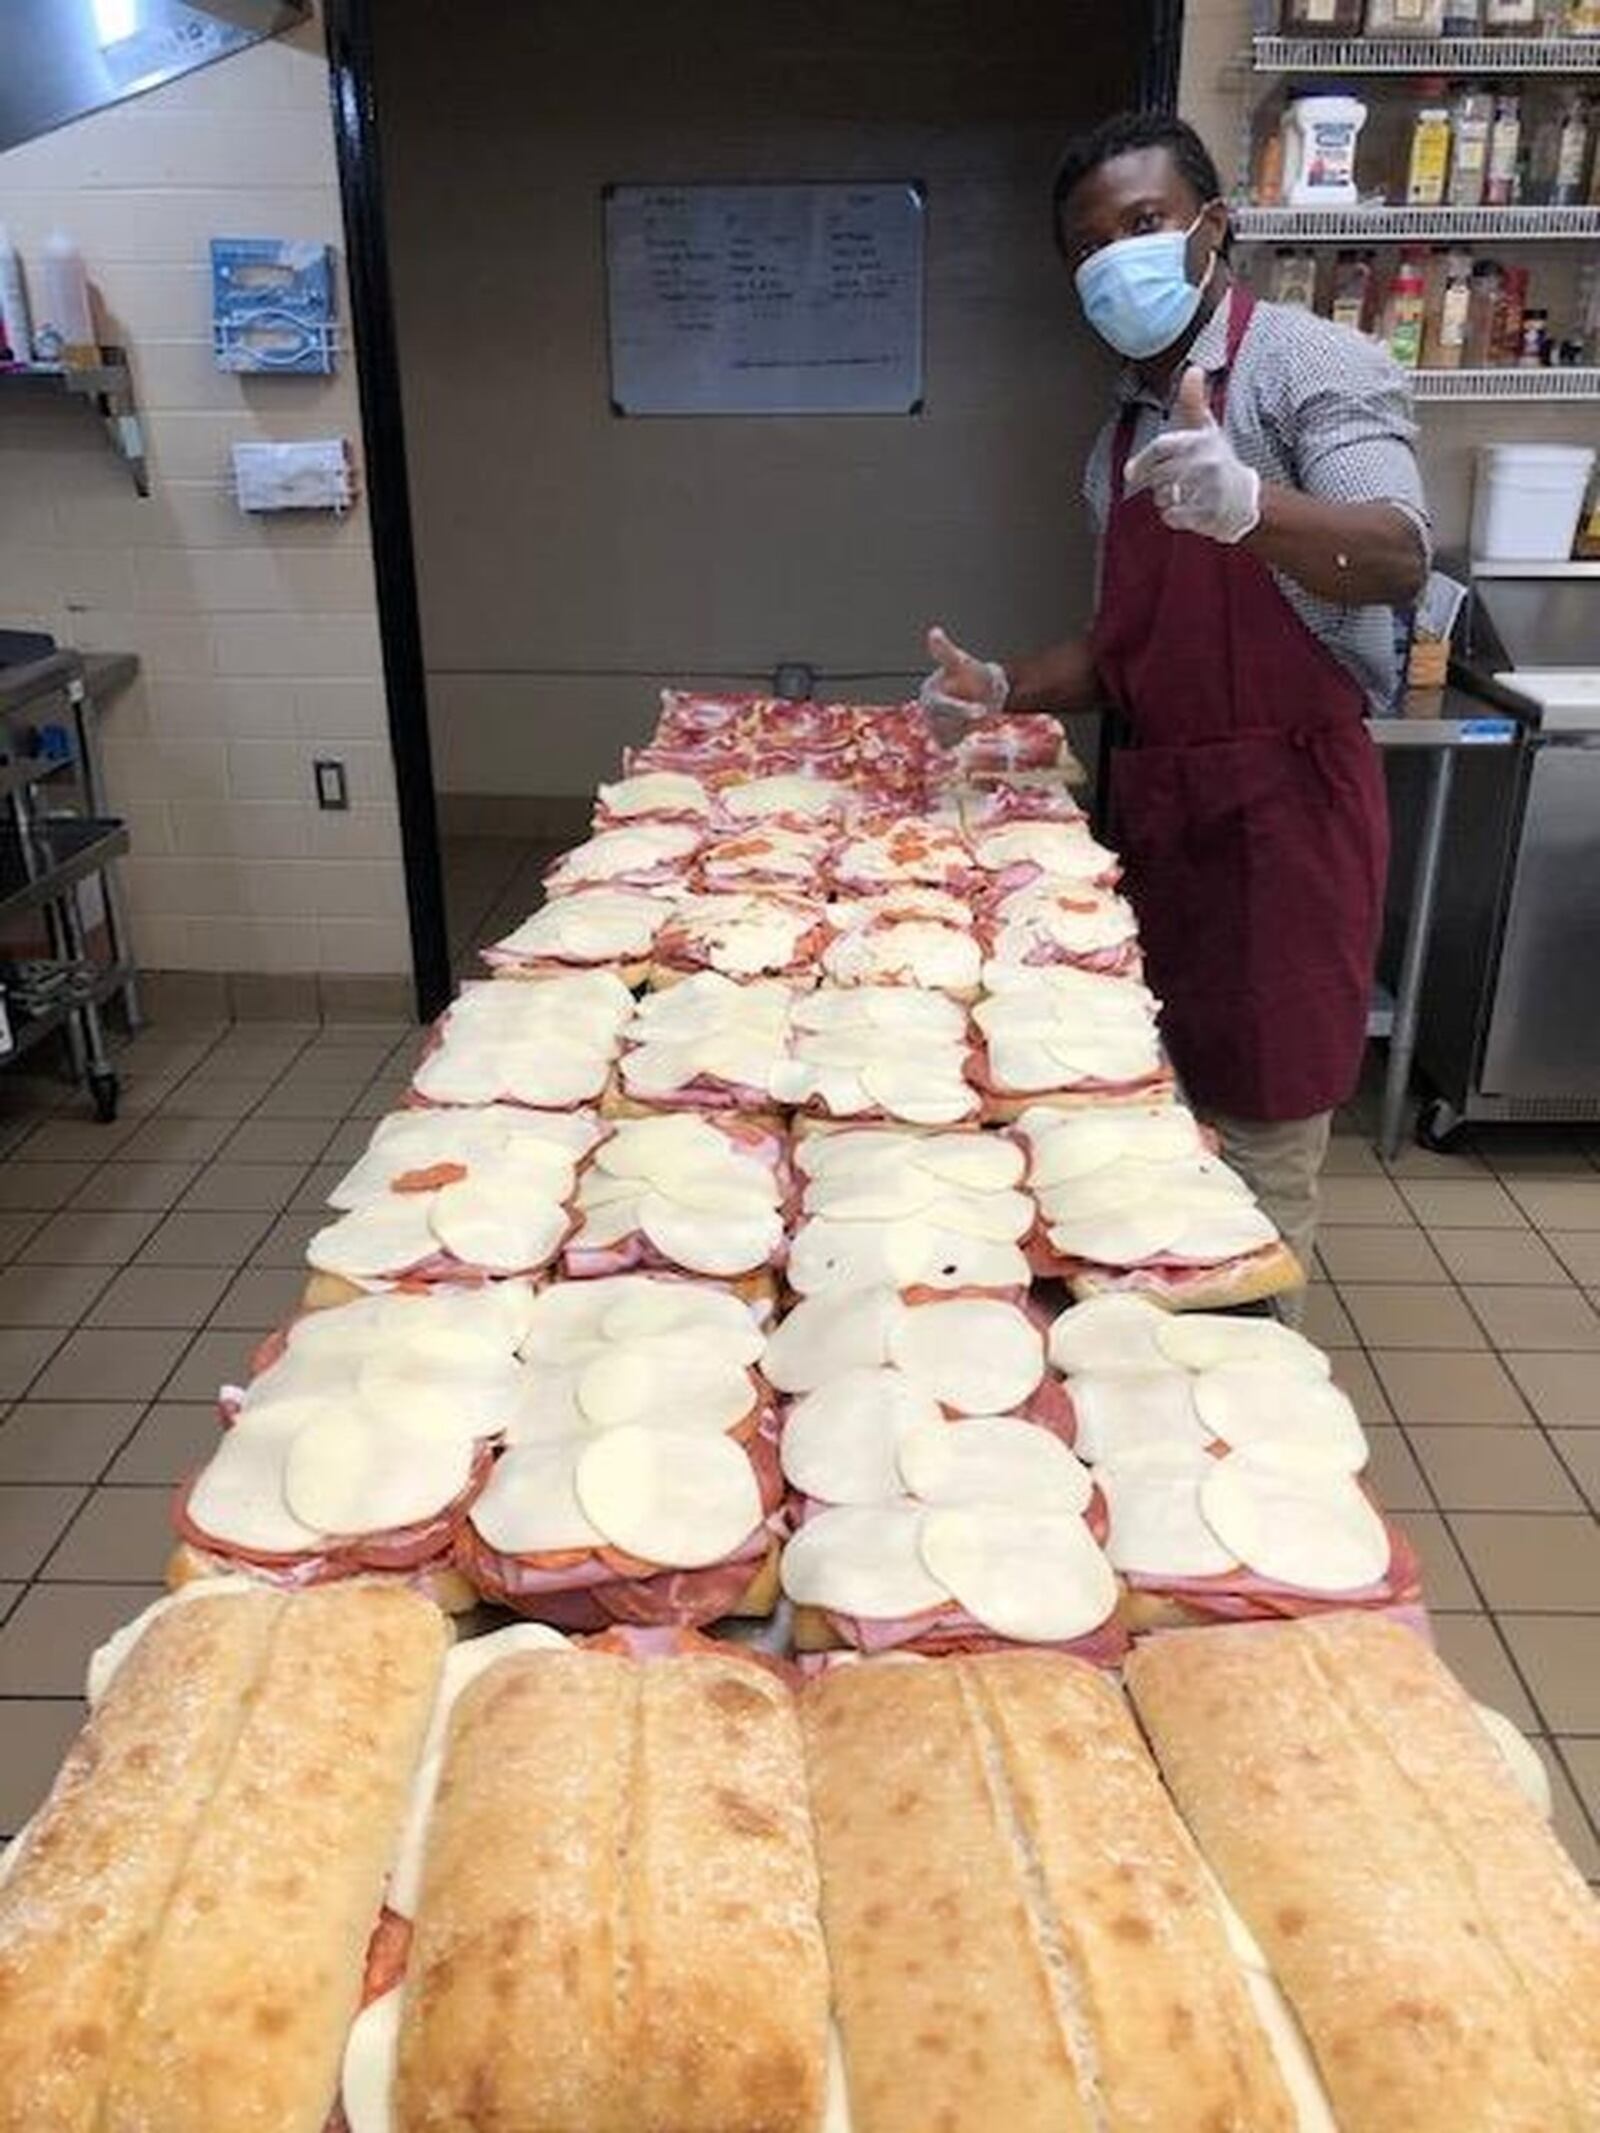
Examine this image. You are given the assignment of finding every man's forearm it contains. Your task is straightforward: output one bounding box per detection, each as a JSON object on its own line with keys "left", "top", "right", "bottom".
{"left": 1245, "top": 489, "right": 1427, "bottom": 608}
{"left": 1003, "top": 635, "right": 1102, "bottom": 716}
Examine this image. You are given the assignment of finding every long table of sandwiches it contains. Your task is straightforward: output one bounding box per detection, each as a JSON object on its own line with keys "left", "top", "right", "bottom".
{"left": 3, "top": 691, "right": 1596, "bottom": 2133}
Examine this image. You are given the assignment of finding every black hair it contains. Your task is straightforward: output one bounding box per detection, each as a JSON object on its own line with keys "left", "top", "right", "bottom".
{"left": 1051, "top": 111, "right": 1231, "bottom": 258}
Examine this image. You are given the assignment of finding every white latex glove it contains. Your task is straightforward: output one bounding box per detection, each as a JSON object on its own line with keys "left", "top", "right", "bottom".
{"left": 1123, "top": 366, "right": 1261, "bottom": 546}
{"left": 918, "top": 625, "right": 1009, "bottom": 744}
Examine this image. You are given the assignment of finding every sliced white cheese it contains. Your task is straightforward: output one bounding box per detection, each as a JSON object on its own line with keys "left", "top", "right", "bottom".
{"left": 1194, "top": 1366, "right": 1367, "bottom": 1471}
{"left": 973, "top": 821, "right": 1117, "bottom": 878}
{"left": 1199, "top": 1445, "right": 1390, "bottom": 1594}
{"left": 1475, "top": 1703, "right": 1553, "bottom": 1819}
{"left": 781, "top": 1368, "right": 944, "bottom": 1504}
{"left": 720, "top": 774, "right": 843, "bottom": 821}
{"left": 910, "top": 1133, "right": 1026, "bottom": 1193}
{"left": 283, "top": 1415, "right": 474, "bottom": 1537}
{"left": 792, "top": 985, "right": 966, "bottom": 1040}
{"left": 1068, "top": 1371, "right": 1209, "bottom": 1464}
{"left": 185, "top": 1429, "right": 326, "bottom": 1556}
{"left": 1018, "top": 1102, "right": 1201, "bottom": 1188}
{"left": 596, "top": 1280, "right": 764, "bottom": 1360}
{"left": 887, "top": 1298, "right": 1044, "bottom": 1415}
{"left": 595, "top": 771, "right": 709, "bottom": 820}
{"left": 546, "top": 822, "right": 700, "bottom": 886}
{"left": 574, "top": 1425, "right": 761, "bottom": 1568}
{"left": 470, "top": 1441, "right": 602, "bottom": 1556}
{"left": 574, "top": 1342, "right": 754, "bottom": 1437}
{"left": 780, "top": 1502, "right": 949, "bottom": 1618}
{"left": 308, "top": 1195, "right": 438, "bottom": 1281}
{"left": 1241, "top": 1971, "right": 1341, "bottom": 2133}
{"left": 428, "top": 1180, "right": 569, "bottom": 1277}
{"left": 897, "top": 1417, "right": 1092, "bottom": 1514}
{"left": 919, "top": 1505, "right": 1115, "bottom": 1642}
{"left": 356, "top": 1339, "right": 524, "bottom": 1442}
{"left": 854, "top": 1055, "right": 977, "bottom": 1127}
{"left": 822, "top": 922, "right": 981, "bottom": 994}
{"left": 1155, "top": 1314, "right": 1331, "bottom": 1380}
{"left": 1097, "top": 1444, "right": 1238, "bottom": 1579}
{"left": 341, "top": 1986, "right": 401, "bottom": 2133}
{"left": 491, "top": 888, "right": 665, "bottom": 964}
{"left": 635, "top": 1189, "right": 782, "bottom": 1277}
{"left": 1048, "top": 1293, "right": 1172, "bottom": 1376}
{"left": 761, "top": 1288, "right": 904, "bottom": 1393}
{"left": 787, "top": 1217, "right": 1027, "bottom": 1298}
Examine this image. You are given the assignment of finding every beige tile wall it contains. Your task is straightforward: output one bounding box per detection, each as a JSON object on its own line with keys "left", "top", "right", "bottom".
{"left": 0, "top": 6, "right": 409, "bottom": 983}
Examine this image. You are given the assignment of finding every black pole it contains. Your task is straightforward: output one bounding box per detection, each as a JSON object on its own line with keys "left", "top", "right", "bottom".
{"left": 1140, "top": 0, "right": 1185, "bottom": 115}
{"left": 322, "top": 0, "right": 452, "bottom": 1023}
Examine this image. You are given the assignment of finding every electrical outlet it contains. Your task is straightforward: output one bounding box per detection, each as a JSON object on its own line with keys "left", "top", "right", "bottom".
{"left": 313, "top": 758, "right": 349, "bottom": 811}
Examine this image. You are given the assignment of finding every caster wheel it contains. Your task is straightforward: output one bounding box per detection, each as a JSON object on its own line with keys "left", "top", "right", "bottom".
{"left": 89, "top": 1070, "right": 119, "bottom": 1124}
{"left": 1415, "top": 1097, "right": 1465, "bottom": 1155}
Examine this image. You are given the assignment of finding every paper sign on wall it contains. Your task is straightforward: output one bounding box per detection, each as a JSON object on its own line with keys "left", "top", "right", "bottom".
{"left": 604, "top": 182, "right": 925, "bottom": 417}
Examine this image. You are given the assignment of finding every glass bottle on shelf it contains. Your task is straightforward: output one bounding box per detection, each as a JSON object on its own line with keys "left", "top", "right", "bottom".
{"left": 1532, "top": 90, "right": 1593, "bottom": 205}
{"left": 1424, "top": 246, "right": 1474, "bottom": 366}
{"left": 1385, "top": 249, "right": 1429, "bottom": 367}
{"left": 1330, "top": 249, "right": 1377, "bottom": 331}
{"left": 1365, "top": 0, "right": 1448, "bottom": 32}
{"left": 1407, "top": 83, "right": 1454, "bottom": 205}
{"left": 1485, "top": 88, "right": 1522, "bottom": 204}
{"left": 1443, "top": 0, "right": 1483, "bottom": 28}
{"left": 1492, "top": 263, "right": 1529, "bottom": 362}
{"left": 1281, "top": 0, "right": 1365, "bottom": 30}
{"left": 1464, "top": 258, "right": 1502, "bottom": 362}
{"left": 1448, "top": 84, "right": 1493, "bottom": 204}
{"left": 1272, "top": 247, "right": 1320, "bottom": 308}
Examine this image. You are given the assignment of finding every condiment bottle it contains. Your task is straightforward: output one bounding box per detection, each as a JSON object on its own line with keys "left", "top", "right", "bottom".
{"left": 1424, "top": 246, "right": 1473, "bottom": 368}
{"left": 1448, "top": 84, "right": 1493, "bottom": 206}
{"left": 1330, "top": 249, "right": 1376, "bottom": 332}
{"left": 1281, "top": 0, "right": 1365, "bottom": 32}
{"left": 1365, "top": 0, "right": 1447, "bottom": 31}
{"left": 1443, "top": 0, "right": 1483, "bottom": 29}
{"left": 32, "top": 233, "right": 95, "bottom": 367}
{"left": 1551, "top": 92, "right": 1592, "bottom": 206}
{"left": 1492, "top": 263, "right": 1528, "bottom": 364}
{"left": 0, "top": 227, "right": 32, "bottom": 367}
{"left": 1517, "top": 309, "right": 1549, "bottom": 367}
{"left": 1272, "top": 247, "right": 1319, "bottom": 308}
{"left": 1484, "top": 0, "right": 1539, "bottom": 28}
{"left": 1485, "top": 88, "right": 1522, "bottom": 206}
{"left": 1385, "top": 249, "right": 1428, "bottom": 369}
{"left": 1464, "top": 259, "right": 1502, "bottom": 365}
{"left": 1407, "top": 83, "right": 1453, "bottom": 207}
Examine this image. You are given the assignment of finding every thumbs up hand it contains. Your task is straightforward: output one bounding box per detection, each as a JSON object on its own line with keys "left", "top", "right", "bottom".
{"left": 918, "top": 625, "right": 1009, "bottom": 743}
{"left": 1123, "top": 365, "right": 1262, "bottom": 545}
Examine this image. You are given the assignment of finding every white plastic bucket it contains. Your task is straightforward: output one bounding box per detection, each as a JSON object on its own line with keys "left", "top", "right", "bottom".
{"left": 1471, "top": 443, "right": 1595, "bottom": 563}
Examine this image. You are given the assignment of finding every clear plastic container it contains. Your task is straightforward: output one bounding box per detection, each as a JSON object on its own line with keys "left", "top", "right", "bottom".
{"left": 1485, "top": 89, "right": 1522, "bottom": 206}
{"left": 1483, "top": 0, "right": 1538, "bottom": 27}
{"left": 1472, "top": 443, "right": 1596, "bottom": 561}
{"left": 1280, "top": 0, "right": 1365, "bottom": 30}
{"left": 1282, "top": 91, "right": 1369, "bottom": 206}
{"left": 1365, "top": 0, "right": 1447, "bottom": 31}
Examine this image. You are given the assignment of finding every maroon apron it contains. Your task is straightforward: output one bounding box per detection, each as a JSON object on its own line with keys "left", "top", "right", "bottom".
{"left": 1090, "top": 287, "right": 1388, "bottom": 1123}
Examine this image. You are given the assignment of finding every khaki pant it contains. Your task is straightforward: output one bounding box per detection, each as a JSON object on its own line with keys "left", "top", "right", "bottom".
{"left": 1205, "top": 1110, "right": 1332, "bottom": 1328}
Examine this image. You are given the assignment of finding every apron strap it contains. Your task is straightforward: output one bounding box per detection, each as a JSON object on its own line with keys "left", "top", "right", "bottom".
{"left": 1108, "top": 283, "right": 1254, "bottom": 504}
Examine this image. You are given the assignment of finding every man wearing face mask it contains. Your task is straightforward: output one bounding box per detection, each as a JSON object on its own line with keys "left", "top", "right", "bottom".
{"left": 924, "top": 110, "right": 1428, "bottom": 1309}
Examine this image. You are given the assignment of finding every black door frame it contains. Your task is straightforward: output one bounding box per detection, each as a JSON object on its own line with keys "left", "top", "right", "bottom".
{"left": 320, "top": 0, "right": 1183, "bottom": 1024}
{"left": 323, "top": 0, "right": 452, "bottom": 1022}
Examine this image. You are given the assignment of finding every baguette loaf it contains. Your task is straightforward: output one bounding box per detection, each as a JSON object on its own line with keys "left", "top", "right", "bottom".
{"left": 1127, "top": 1612, "right": 1600, "bottom": 2132}
{"left": 395, "top": 1644, "right": 828, "bottom": 2133}
{"left": 0, "top": 1583, "right": 446, "bottom": 2133}
{"left": 801, "top": 1653, "right": 1292, "bottom": 2133}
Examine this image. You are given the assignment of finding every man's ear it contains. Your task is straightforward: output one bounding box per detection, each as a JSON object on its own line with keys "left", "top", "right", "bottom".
{"left": 1196, "top": 196, "right": 1232, "bottom": 266}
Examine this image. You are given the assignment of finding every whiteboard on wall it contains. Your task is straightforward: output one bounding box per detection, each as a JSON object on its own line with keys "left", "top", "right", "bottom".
{"left": 604, "top": 182, "right": 926, "bottom": 417}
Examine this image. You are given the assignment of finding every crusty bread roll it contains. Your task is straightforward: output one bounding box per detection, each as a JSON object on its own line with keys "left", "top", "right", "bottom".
{"left": 0, "top": 1584, "right": 447, "bottom": 2133}
{"left": 1127, "top": 1612, "right": 1600, "bottom": 2132}
{"left": 394, "top": 1644, "right": 828, "bottom": 2133}
{"left": 801, "top": 1653, "right": 1293, "bottom": 2133}
{"left": 1053, "top": 1239, "right": 1305, "bottom": 1312}
{"left": 164, "top": 1540, "right": 480, "bottom": 1617}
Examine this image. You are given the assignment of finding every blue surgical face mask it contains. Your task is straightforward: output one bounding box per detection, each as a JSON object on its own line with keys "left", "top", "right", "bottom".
{"left": 1074, "top": 210, "right": 1216, "bottom": 361}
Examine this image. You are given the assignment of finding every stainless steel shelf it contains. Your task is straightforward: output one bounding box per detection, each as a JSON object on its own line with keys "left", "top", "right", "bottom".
{"left": 0, "top": 347, "right": 148, "bottom": 495}
{"left": 0, "top": 820, "right": 129, "bottom": 928}
{"left": 1252, "top": 32, "right": 1600, "bottom": 71}
{"left": 0, "top": 751, "right": 68, "bottom": 804}
{"left": 1234, "top": 203, "right": 1600, "bottom": 241}
{"left": 1410, "top": 366, "right": 1600, "bottom": 401}
{"left": 2, "top": 963, "right": 134, "bottom": 1064}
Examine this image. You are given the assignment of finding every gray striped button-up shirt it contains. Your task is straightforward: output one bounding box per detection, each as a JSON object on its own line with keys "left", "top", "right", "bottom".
{"left": 1083, "top": 288, "right": 1432, "bottom": 714}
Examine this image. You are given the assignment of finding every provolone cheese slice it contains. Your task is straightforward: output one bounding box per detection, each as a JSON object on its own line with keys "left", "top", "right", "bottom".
{"left": 897, "top": 1417, "right": 1092, "bottom": 1514}
{"left": 185, "top": 1430, "right": 325, "bottom": 1555}
{"left": 1199, "top": 1444, "right": 1390, "bottom": 1593}
{"left": 596, "top": 771, "right": 709, "bottom": 820}
{"left": 491, "top": 888, "right": 664, "bottom": 963}
{"left": 574, "top": 1343, "right": 754, "bottom": 1437}
{"left": 1475, "top": 1703, "right": 1553, "bottom": 1819}
{"left": 470, "top": 1441, "right": 603, "bottom": 1556}
{"left": 574, "top": 1425, "right": 761, "bottom": 1568}
{"left": 547, "top": 822, "right": 700, "bottom": 884}
{"left": 1155, "top": 1314, "right": 1332, "bottom": 1379}
{"left": 781, "top": 1368, "right": 944, "bottom": 1504}
{"left": 1069, "top": 1372, "right": 1208, "bottom": 1464}
{"left": 1047, "top": 1292, "right": 1172, "bottom": 1375}
{"left": 918, "top": 1507, "right": 1116, "bottom": 1642}
{"left": 308, "top": 1196, "right": 437, "bottom": 1281}
{"left": 780, "top": 1502, "right": 949, "bottom": 1618}
{"left": 787, "top": 1218, "right": 1028, "bottom": 1299}
{"left": 887, "top": 1298, "right": 1043, "bottom": 1414}
{"left": 283, "top": 1415, "right": 473, "bottom": 1536}
{"left": 822, "top": 922, "right": 981, "bottom": 994}
{"left": 1194, "top": 1365, "right": 1367, "bottom": 1470}
{"left": 1097, "top": 1444, "right": 1238, "bottom": 1578}
{"left": 636, "top": 1189, "right": 782, "bottom": 1277}
{"left": 341, "top": 1987, "right": 401, "bottom": 2133}
{"left": 429, "top": 1179, "right": 569, "bottom": 1276}
{"left": 762, "top": 1288, "right": 903, "bottom": 1392}
{"left": 721, "top": 774, "right": 842, "bottom": 820}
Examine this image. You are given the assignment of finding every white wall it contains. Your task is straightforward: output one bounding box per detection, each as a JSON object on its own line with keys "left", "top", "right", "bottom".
{"left": 0, "top": 5, "right": 409, "bottom": 992}
{"left": 374, "top": 0, "right": 1140, "bottom": 801}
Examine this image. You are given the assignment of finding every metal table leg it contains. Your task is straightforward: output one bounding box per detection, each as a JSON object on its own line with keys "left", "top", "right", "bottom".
{"left": 1379, "top": 746, "right": 1455, "bottom": 1163}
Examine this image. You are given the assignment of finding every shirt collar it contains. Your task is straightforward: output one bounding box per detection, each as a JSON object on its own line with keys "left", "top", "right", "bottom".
{"left": 1114, "top": 286, "right": 1235, "bottom": 410}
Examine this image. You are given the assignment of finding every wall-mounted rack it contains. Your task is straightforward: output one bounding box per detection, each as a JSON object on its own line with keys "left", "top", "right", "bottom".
{"left": 1233, "top": 204, "right": 1600, "bottom": 242}
{"left": 0, "top": 347, "right": 148, "bottom": 493}
{"left": 1252, "top": 33, "right": 1600, "bottom": 72}
{"left": 1410, "top": 367, "right": 1600, "bottom": 402}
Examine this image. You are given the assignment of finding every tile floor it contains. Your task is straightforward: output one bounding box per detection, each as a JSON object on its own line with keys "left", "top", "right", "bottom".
{"left": 0, "top": 837, "right": 1595, "bottom": 1885}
